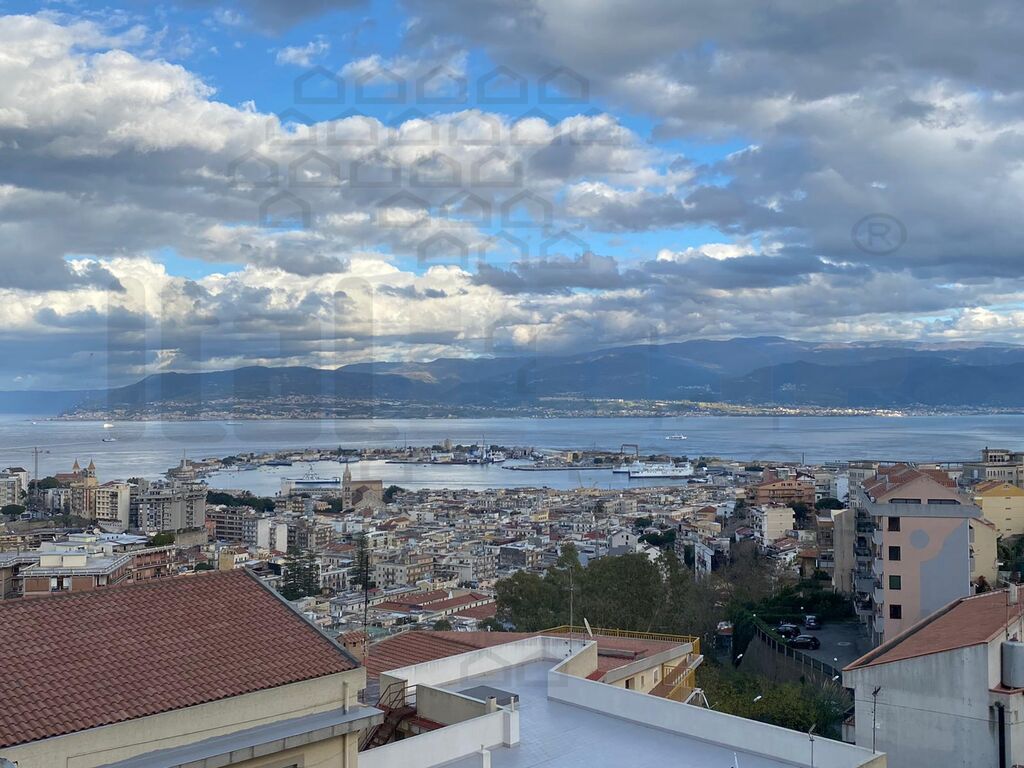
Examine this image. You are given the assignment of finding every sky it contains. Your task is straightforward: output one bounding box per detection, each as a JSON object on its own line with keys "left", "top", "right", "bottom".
{"left": 2, "top": 0, "right": 1024, "bottom": 389}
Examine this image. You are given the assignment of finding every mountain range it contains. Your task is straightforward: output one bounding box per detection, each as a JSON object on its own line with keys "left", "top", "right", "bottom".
{"left": 7, "top": 337, "right": 1024, "bottom": 415}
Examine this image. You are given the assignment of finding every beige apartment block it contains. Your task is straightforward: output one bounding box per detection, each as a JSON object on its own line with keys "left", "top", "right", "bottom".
{"left": 974, "top": 480, "right": 1024, "bottom": 538}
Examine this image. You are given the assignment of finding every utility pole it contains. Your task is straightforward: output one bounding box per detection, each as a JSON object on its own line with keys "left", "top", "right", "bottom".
{"left": 30, "top": 447, "right": 49, "bottom": 508}
{"left": 871, "top": 686, "right": 882, "bottom": 752}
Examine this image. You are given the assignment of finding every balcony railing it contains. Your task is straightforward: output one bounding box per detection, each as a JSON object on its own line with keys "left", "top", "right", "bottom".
{"left": 543, "top": 625, "right": 701, "bottom": 655}
{"left": 650, "top": 657, "right": 700, "bottom": 702}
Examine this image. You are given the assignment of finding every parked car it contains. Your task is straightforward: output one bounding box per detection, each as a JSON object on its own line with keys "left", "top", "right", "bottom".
{"left": 804, "top": 614, "right": 822, "bottom": 630}
{"left": 788, "top": 634, "right": 821, "bottom": 650}
{"left": 775, "top": 623, "right": 800, "bottom": 638}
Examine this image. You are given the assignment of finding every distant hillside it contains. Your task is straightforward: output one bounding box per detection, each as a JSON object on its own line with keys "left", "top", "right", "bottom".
{"left": 6, "top": 337, "right": 1024, "bottom": 415}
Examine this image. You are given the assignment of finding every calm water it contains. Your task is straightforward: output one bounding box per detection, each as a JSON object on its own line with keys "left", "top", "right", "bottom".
{"left": 0, "top": 414, "right": 1017, "bottom": 492}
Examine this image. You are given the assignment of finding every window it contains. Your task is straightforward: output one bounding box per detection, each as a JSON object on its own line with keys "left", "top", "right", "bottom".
{"left": 887, "top": 516, "right": 900, "bottom": 532}
{"left": 888, "top": 575, "right": 901, "bottom": 590}
{"left": 888, "top": 546, "right": 901, "bottom": 561}
{"left": 889, "top": 604, "right": 903, "bottom": 620}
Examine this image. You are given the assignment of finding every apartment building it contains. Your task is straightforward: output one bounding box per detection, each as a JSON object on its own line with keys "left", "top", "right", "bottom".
{"left": 140, "top": 480, "right": 207, "bottom": 531}
{"left": 974, "top": 479, "right": 1024, "bottom": 537}
{"left": 19, "top": 541, "right": 132, "bottom": 598}
{"left": 750, "top": 477, "right": 815, "bottom": 507}
{"left": 0, "top": 569, "right": 379, "bottom": 768}
{"left": 93, "top": 480, "right": 133, "bottom": 528}
{"left": 854, "top": 465, "right": 986, "bottom": 644}
{"left": 963, "top": 447, "right": 1024, "bottom": 487}
{"left": 498, "top": 541, "right": 542, "bottom": 569}
{"left": 845, "top": 589, "right": 1024, "bottom": 768}
{"left": 0, "top": 474, "right": 21, "bottom": 507}
{"left": 751, "top": 505, "right": 795, "bottom": 546}
{"left": 374, "top": 554, "right": 434, "bottom": 589}
{"left": 0, "top": 552, "right": 37, "bottom": 600}
{"left": 815, "top": 506, "right": 856, "bottom": 593}
{"left": 207, "top": 503, "right": 257, "bottom": 541}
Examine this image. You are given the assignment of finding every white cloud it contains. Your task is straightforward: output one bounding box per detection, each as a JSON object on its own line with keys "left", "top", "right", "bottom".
{"left": 274, "top": 37, "right": 330, "bottom": 67}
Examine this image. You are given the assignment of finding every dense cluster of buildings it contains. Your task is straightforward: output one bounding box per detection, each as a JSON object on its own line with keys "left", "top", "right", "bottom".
{"left": 13, "top": 445, "right": 1024, "bottom": 766}
{"left": 38, "top": 458, "right": 208, "bottom": 532}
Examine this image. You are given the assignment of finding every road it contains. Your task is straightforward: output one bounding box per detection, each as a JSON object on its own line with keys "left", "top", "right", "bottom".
{"left": 799, "top": 620, "right": 873, "bottom": 672}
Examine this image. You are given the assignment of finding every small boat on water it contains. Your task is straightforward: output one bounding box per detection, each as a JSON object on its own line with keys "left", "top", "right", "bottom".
{"left": 103, "top": 423, "right": 114, "bottom": 429}
{"left": 102, "top": 437, "right": 117, "bottom": 442}
{"left": 665, "top": 434, "right": 687, "bottom": 440}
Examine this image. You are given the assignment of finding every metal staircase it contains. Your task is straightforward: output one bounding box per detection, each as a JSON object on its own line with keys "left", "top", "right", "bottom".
{"left": 358, "top": 681, "right": 417, "bottom": 751}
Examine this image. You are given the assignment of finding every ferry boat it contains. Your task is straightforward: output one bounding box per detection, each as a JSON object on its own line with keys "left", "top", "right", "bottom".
{"left": 628, "top": 462, "right": 694, "bottom": 479}
{"left": 613, "top": 460, "right": 647, "bottom": 474}
{"left": 285, "top": 465, "right": 341, "bottom": 487}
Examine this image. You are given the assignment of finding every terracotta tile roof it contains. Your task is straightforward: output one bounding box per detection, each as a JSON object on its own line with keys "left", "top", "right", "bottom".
{"left": 0, "top": 569, "right": 357, "bottom": 749}
{"left": 365, "top": 630, "right": 682, "bottom": 680}
{"left": 846, "top": 589, "right": 1024, "bottom": 671}
{"left": 424, "top": 593, "right": 493, "bottom": 613}
{"left": 453, "top": 602, "right": 498, "bottom": 620}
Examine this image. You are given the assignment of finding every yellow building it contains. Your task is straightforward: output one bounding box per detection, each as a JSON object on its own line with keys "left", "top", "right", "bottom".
{"left": 973, "top": 480, "right": 1024, "bottom": 538}
{"left": 970, "top": 517, "right": 999, "bottom": 587}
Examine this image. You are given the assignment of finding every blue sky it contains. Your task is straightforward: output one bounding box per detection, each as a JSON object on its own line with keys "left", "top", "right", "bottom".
{"left": 12, "top": 0, "right": 744, "bottom": 280}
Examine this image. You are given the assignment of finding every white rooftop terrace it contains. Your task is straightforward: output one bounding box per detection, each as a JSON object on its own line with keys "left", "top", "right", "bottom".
{"left": 363, "top": 636, "right": 885, "bottom": 768}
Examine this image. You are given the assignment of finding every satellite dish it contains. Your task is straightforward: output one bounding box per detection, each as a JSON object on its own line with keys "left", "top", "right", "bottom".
{"left": 583, "top": 618, "right": 594, "bottom": 638}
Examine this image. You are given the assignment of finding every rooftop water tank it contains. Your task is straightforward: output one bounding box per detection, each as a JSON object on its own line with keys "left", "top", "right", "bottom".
{"left": 1001, "top": 641, "right": 1024, "bottom": 689}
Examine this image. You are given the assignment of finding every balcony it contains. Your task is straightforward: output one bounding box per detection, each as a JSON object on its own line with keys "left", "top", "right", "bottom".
{"left": 872, "top": 558, "right": 884, "bottom": 577}
{"left": 873, "top": 587, "right": 885, "bottom": 604}
{"left": 855, "top": 576, "right": 876, "bottom": 593}
{"left": 872, "top": 529, "right": 883, "bottom": 546}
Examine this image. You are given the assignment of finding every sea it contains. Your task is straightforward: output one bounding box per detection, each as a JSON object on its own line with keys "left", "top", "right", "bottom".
{"left": 0, "top": 414, "right": 1018, "bottom": 494}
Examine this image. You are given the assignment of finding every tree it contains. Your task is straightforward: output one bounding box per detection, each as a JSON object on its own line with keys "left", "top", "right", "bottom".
{"left": 206, "top": 490, "right": 275, "bottom": 512}
{"left": 149, "top": 531, "right": 175, "bottom": 546}
{"left": 640, "top": 529, "right": 676, "bottom": 548}
{"left": 577, "top": 554, "right": 663, "bottom": 631}
{"left": 479, "top": 617, "right": 506, "bottom": 632}
{"left": 697, "top": 663, "right": 849, "bottom": 737}
{"left": 350, "top": 533, "right": 375, "bottom": 628}
{"left": 495, "top": 570, "right": 564, "bottom": 631}
{"left": 815, "top": 497, "right": 844, "bottom": 510}
{"left": 433, "top": 619, "right": 453, "bottom": 631}
{"left": 383, "top": 485, "right": 404, "bottom": 503}
{"left": 791, "top": 501, "right": 812, "bottom": 528}
{"left": 280, "top": 549, "right": 321, "bottom": 601}
{"left": 194, "top": 562, "right": 214, "bottom": 571}
{"left": 1, "top": 504, "right": 25, "bottom": 520}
